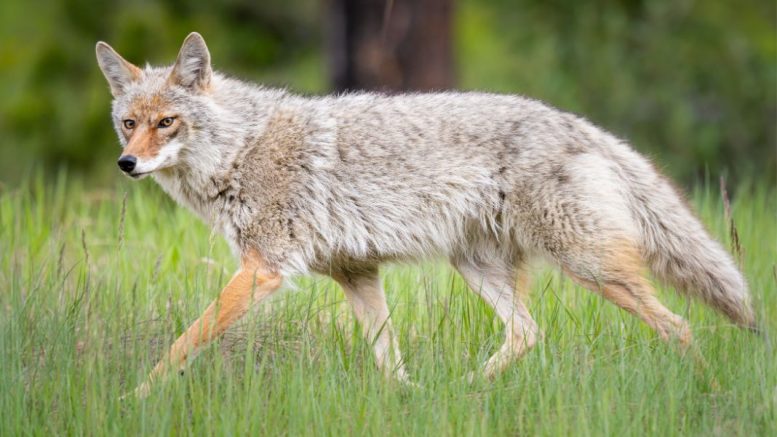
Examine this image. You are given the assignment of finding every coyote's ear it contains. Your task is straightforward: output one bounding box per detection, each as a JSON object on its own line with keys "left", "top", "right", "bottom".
{"left": 95, "top": 42, "right": 141, "bottom": 97}
{"left": 170, "top": 32, "right": 212, "bottom": 91}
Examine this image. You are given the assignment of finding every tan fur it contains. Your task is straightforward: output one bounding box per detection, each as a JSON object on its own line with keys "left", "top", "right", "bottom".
{"left": 564, "top": 240, "right": 692, "bottom": 348}
{"left": 121, "top": 96, "right": 180, "bottom": 160}
{"left": 515, "top": 263, "right": 532, "bottom": 302}
{"left": 122, "top": 127, "right": 157, "bottom": 159}
{"left": 132, "top": 250, "right": 282, "bottom": 398}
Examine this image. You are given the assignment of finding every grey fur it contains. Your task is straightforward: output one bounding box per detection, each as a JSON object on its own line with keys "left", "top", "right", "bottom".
{"left": 98, "top": 33, "right": 755, "bottom": 383}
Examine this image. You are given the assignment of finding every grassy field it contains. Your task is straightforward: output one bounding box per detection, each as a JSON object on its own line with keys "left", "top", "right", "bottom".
{"left": 0, "top": 174, "right": 774, "bottom": 435}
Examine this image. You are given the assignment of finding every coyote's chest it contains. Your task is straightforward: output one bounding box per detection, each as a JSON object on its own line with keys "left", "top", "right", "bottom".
{"left": 152, "top": 169, "right": 247, "bottom": 255}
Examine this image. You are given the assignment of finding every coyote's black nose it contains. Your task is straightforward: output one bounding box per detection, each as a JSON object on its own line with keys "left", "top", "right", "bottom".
{"left": 117, "top": 155, "right": 137, "bottom": 173}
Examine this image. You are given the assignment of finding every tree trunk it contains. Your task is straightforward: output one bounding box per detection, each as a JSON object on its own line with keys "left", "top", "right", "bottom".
{"left": 327, "top": 0, "right": 455, "bottom": 92}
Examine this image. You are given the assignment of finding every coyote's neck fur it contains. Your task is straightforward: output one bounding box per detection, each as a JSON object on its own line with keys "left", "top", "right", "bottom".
{"left": 150, "top": 86, "right": 290, "bottom": 237}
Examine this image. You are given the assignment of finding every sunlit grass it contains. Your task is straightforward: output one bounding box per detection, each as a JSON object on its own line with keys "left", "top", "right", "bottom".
{"left": 1, "top": 174, "right": 774, "bottom": 435}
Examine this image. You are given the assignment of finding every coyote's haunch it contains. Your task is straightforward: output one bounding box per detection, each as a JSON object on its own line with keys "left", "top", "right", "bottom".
{"left": 97, "top": 32, "right": 755, "bottom": 398}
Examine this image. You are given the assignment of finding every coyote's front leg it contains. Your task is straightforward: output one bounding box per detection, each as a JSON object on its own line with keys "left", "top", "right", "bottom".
{"left": 131, "top": 251, "right": 283, "bottom": 398}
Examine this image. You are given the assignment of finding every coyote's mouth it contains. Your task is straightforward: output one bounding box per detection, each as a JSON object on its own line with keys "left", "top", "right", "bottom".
{"left": 129, "top": 171, "right": 151, "bottom": 179}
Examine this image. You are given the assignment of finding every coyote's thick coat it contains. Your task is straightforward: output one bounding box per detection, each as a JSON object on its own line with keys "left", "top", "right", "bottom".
{"left": 96, "top": 33, "right": 755, "bottom": 396}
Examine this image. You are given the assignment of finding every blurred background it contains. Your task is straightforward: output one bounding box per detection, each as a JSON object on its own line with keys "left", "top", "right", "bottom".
{"left": 0, "top": 0, "right": 774, "bottom": 187}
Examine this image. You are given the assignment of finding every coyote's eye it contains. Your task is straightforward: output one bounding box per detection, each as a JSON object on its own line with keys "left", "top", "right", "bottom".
{"left": 123, "top": 119, "right": 136, "bottom": 129}
{"left": 158, "top": 117, "right": 175, "bottom": 128}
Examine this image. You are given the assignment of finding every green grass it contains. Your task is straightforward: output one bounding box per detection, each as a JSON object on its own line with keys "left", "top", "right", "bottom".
{"left": 1, "top": 174, "right": 775, "bottom": 436}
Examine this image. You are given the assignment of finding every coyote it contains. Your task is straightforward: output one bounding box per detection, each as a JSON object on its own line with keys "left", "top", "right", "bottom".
{"left": 96, "top": 33, "right": 755, "bottom": 397}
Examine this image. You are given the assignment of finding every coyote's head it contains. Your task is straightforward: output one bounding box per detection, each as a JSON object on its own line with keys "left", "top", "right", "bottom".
{"left": 96, "top": 33, "right": 213, "bottom": 179}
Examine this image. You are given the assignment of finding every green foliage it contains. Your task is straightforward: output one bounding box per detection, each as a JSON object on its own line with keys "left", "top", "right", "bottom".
{"left": 0, "top": 0, "right": 324, "bottom": 183}
{"left": 0, "top": 175, "right": 775, "bottom": 435}
{"left": 0, "top": 0, "right": 774, "bottom": 184}
{"left": 457, "top": 0, "right": 776, "bottom": 183}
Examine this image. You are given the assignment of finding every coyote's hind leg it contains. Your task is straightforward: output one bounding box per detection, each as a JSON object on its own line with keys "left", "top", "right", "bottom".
{"left": 331, "top": 266, "right": 410, "bottom": 382}
{"left": 452, "top": 255, "right": 539, "bottom": 378}
{"left": 561, "top": 241, "right": 692, "bottom": 348}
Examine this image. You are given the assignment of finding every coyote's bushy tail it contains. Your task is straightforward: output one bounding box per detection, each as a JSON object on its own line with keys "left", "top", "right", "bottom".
{"left": 622, "top": 158, "right": 756, "bottom": 328}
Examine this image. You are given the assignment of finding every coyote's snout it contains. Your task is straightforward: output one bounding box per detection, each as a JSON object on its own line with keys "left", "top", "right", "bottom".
{"left": 97, "top": 32, "right": 755, "bottom": 398}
